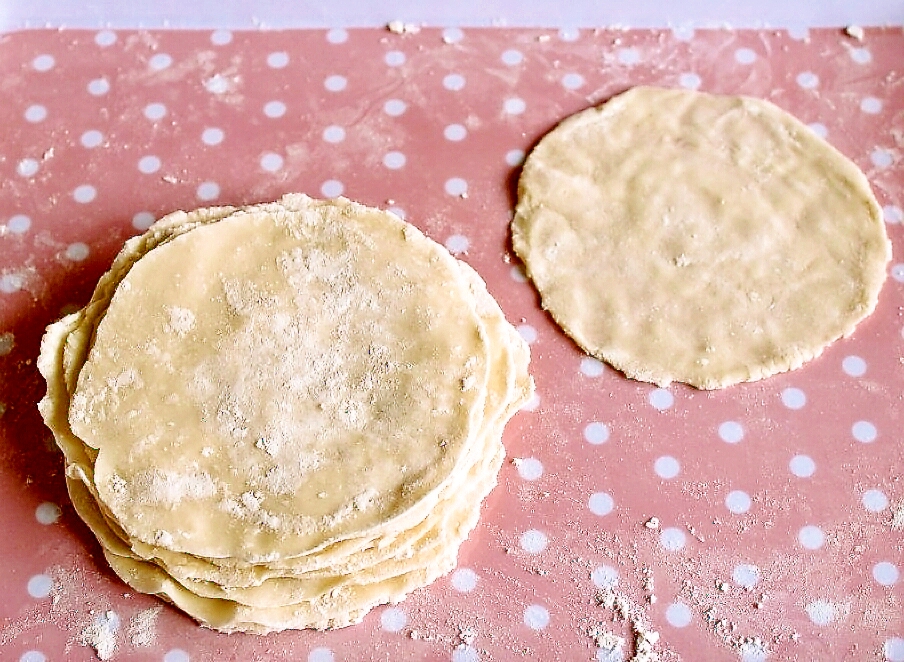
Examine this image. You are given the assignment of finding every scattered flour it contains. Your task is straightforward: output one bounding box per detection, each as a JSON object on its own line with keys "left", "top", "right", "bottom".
{"left": 81, "top": 610, "right": 120, "bottom": 660}
{"left": 128, "top": 605, "right": 163, "bottom": 647}
{"left": 596, "top": 589, "right": 662, "bottom": 662}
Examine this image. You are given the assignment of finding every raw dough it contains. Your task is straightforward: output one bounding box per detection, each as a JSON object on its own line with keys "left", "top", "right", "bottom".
{"left": 38, "top": 194, "right": 533, "bottom": 632}
{"left": 511, "top": 86, "right": 891, "bottom": 389}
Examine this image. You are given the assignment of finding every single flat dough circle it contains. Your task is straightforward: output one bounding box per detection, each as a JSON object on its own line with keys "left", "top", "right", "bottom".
{"left": 512, "top": 86, "right": 891, "bottom": 389}
{"left": 37, "top": 194, "right": 534, "bottom": 632}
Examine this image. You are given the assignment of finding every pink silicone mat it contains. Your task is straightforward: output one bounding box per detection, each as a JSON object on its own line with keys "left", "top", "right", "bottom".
{"left": 0, "top": 25, "right": 902, "bottom": 662}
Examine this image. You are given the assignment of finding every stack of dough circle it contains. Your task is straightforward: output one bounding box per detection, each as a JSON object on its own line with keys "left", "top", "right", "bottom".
{"left": 38, "top": 194, "right": 533, "bottom": 633}
{"left": 512, "top": 86, "right": 891, "bottom": 389}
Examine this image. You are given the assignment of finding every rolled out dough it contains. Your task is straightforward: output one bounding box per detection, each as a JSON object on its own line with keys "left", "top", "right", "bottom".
{"left": 512, "top": 86, "right": 891, "bottom": 389}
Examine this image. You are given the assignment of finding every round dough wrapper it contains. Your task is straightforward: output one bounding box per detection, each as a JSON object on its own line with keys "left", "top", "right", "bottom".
{"left": 512, "top": 86, "right": 891, "bottom": 389}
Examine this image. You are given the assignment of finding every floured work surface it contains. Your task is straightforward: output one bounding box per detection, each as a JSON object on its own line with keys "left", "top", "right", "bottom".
{"left": 512, "top": 86, "right": 892, "bottom": 389}
{"left": 36, "top": 194, "right": 533, "bottom": 632}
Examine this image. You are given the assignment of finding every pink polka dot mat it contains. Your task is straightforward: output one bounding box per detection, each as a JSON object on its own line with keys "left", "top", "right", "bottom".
{"left": 0, "top": 25, "right": 902, "bottom": 662}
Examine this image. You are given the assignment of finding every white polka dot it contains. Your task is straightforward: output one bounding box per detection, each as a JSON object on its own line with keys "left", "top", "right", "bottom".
{"left": 144, "top": 102, "right": 167, "bottom": 121}
{"left": 452, "top": 647, "right": 479, "bottom": 662}
{"left": 718, "top": 421, "right": 744, "bottom": 444}
{"left": 138, "top": 155, "right": 161, "bottom": 174}
{"left": 202, "top": 127, "right": 224, "bottom": 145}
{"left": 852, "top": 420, "right": 877, "bottom": 443}
{"left": 660, "top": 527, "right": 687, "bottom": 551}
{"left": 734, "top": 48, "right": 757, "bottom": 64}
{"left": 798, "top": 525, "right": 825, "bottom": 550}
{"left": 561, "top": 73, "right": 585, "bottom": 90}
{"left": 665, "top": 602, "right": 692, "bottom": 627}
{"left": 805, "top": 600, "right": 836, "bottom": 625}
{"left": 383, "top": 151, "right": 406, "bottom": 169}
{"left": 7, "top": 214, "right": 31, "bottom": 234}
{"left": 883, "top": 205, "right": 903, "bottom": 224}
{"left": 732, "top": 563, "right": 760, "bottom": 588}
{"left": 583, "top": 422, "right": 610, "bottom": 445}
{"left": 444, "top": 124, "right": 467, "bottom": 141}
{"left": 787, "top": 25, "right": 809, "bottom": 40}
{"left": 24, "top": 104, "right": 47, "bottom": 122}
{"left": 444, "top": 234, "right": 469, "bottom": 255}
{"left": 886, "top": 637, "right": 904, "bottom": 661}
{"left": 17, "top": 159, "right": 39, "bottom": 178}
{"left": 94, "top": 30, "right": 117, "bottom": 46}
{"left": 445, "top": 177, "right": 468, "bottom": 196}
{"left": 442, "top": 27, "right": 464, "bottom": 43}
{"left": 520, "top": 529, "right": 548, "bottom": 554}
{"left": 501, "top": 49, "right": 524, "bottom": 65}
{"left": 264, "top": 101, "right": 287, "bottom": 118}
{"left": 893, "top": 264, "right": 904, "bottom": 283}
{"left": 149, "top": 53, "right": 173, "bottom": 70}
{"left": 384, "top": 99, "right": 407, "bottom": 116}
{"left": 789, "top": 454, "right": 816, "bottom": 478}
{"left": 648, "top": 388, "right": 674, "bottom": 411}
{"left": 617, "top": 48, "right": 640, "bottom": 65}
{"left": 515, "top": 457, "right": 543, "bottom": 481}
{"left": 27, "top": 574, "right": 52, "bottom": 598}
{"left": 520, "top": 393, "right": 540, "bottom": 412}
{"left": 387, "top": 206, "right": 406, "bottom": 220}
{"left": 210, "top": 29, "right": 233, "bottom": 45}
{"left": 1, "top": 274, "right": 24, "bottom": 293}
{"left": 87, "top": 78, "right": 110, "bottom": 95}
{"left": 861, "top": 97, "right": 883, "bottom": 114}
{"left": 267, "top": 51, "right": 289, "bottom": 68}
{"left": 504, "top": 97, "right": 526, "bottom": 115}
{"left": 679, "top": 72, "right": 701, "bottom": 90}
{"left": 204, "top": 75, "right": 229, "bottom": 94}
{"left": 322, "top": 125, "right": 345, "bottom": 143}
{"left": 850, "top": 47, "right": 872, "bottom": 64}
{"left": 580, "top": 357, "right": 605, "bottom": 377}
{"left": 196, "top": 181, "right": 220, "bottom": 201}
{"left": 517, "top": 324, "right": 538, "bottom": 344}
{"left": 65, "top": 243, "right": 90, "bottom": 262}
{"left": 725, "top": 490, "right": 752, "bottom": 514}
{"left": 559, "top": 27, "right": 580, "bottom": 42}
{"left": 384, "top": 50, "right": 406, "bottom": 66}
{"left": 32, "top": 54, "right": 55, "bottom": 71}
{"left": 842, "top": 355, "right": 867, "bottom": 376}
{"left": 73, "top": 184, "right": 97, "bottom": 204}
{"left": 523, "top": 604, "right": 550, "bottom": 630}
{"left": 781, "top": 387, "right": 806, "bottom": 410}
{"left": 132, "top": 212, "right": 155, "bottom": 231}
{"left": 796, "top": 71, "right": 819, "bottom": 89}
{"left": 871, "top": 149, "right": 893, "bottom": 168}
{"left": 321, "top": 179, "right": 344, "bottom": 198}
{"left": 808, "top": 122, "right": 828, "bottom": 138}
{"left": 80, "top": 130, "right": 103, "bottom": 148}
{"left": 654, "top": 456, "right": 680, "bottom": 480}
{"left": 260, "top": 152, "right": 284, "bottom": 172}
{"left": 505, "top": 149, "right": 525, "bottom": 167}
{"left": 739, "top": 640, "right": 768, "bottom": 662}
{"left": 163, "top": 651, "right": 190, "bottom": 662}
{"left": 19, "top": 652, "right": 46, "bottom": 662}
{"left": 451, "top": 568, "right": 478, "bottom": 592}
{"left": 380, "top": 607, "right": 407, "bottom": 632}
{"left": 672, "top": 24, "right": 694, "bottom": 41}
{"left": 443, "top": 73, "right": 466, "bottom": 91}
{"left": 591, "top": 565, "right": 619, "bottom": 589}
{"left": 509, "top": 265, "right": 527, "bottom": 283}
{"left": 589, "top": 492, "right": 614, "bottom": 516}
{"left": 324, "top": 75, "right": 347, "bottom": 92}
{"left": 587, "top": 492, "right": 615, "bottom": 517}
{"left": 326, "top": 28, "right": 348, "bottom": 44}
{"left": 862, "top": 489, "right": 889, "bottom": 512}
{"left": 873, "top": 561, "right": 899, "bottom": 586}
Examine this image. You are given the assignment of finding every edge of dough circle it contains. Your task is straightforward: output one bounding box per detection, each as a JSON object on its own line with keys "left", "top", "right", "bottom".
{"left": 37, "top": 194, "right": 533, "bottom": 632}
{"left": 512, "top": 86, "right": 891, "bottom": 390}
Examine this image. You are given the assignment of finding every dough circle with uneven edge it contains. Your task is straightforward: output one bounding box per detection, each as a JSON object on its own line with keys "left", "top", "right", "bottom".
{"left": 37, "top": 194, "right": 533, "bottom": 632}
{"left": 511, "top": 86, "right": 891, "bottom": 389}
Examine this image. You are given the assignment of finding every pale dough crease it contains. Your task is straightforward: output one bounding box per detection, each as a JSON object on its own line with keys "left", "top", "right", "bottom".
{"left": 512, "top": 86, "right": 891, "bottom": 389}
{"left": 38, "top": 194, "right": 533, "bottom": 632}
